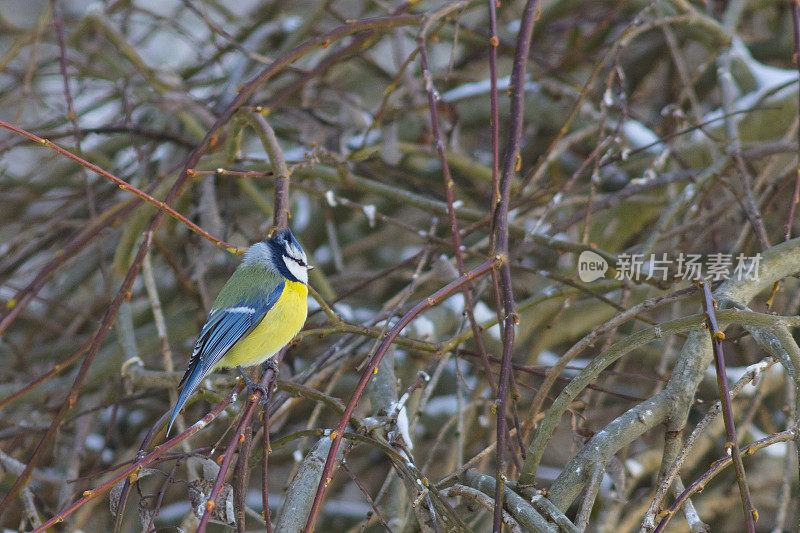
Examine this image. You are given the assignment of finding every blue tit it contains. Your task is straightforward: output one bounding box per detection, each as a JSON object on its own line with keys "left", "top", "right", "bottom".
{"left": 167, "top": 228, "right": 312, "bottom": 435}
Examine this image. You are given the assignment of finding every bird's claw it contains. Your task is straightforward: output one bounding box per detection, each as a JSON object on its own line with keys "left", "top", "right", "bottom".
{"left": 237, "top": 366, "right": 271, "bottom": 405}
{"left": 262, "top": 358, "right": 280, "bottom": 376}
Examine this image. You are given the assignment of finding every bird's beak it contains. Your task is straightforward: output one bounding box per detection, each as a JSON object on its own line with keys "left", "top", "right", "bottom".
{"left": 307, "top": 265, "right": 315, "bottom": 270}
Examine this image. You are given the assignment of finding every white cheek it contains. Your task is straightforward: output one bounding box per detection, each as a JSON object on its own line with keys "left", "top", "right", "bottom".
{"left": 284, "top": 256, "right": 308, "bottom": 284}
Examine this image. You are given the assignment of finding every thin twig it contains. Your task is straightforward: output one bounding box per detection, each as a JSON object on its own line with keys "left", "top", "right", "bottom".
{"left": 491, "top": 1, "right": 539, "bottom": 529}
{"left": 262, "top": 364, "right": 278, "bottom": 533}
{"left": 31, "top": 382, "right": 243, "bottom": 531}
{"left": 696, "top": 280, "right": 756, "bottom": 531}
{"left": 418, "top": 24, "right": 496, "bottom": 393}
{"left": 197, "top": 363, "right": 280, "bottom": 531}
{"left": 642, "top": 357, "right": 774, "bottom": 529}
{"left": 303, "top": 258, "right": 497, "bottom": 531}
{"left": 0, "top": 230, "right": 155, "bottom": 519}
{"left": 653, "top": 429, "right": 795, "bottom": 532}
{"left": 243, "top": 112, "right": 291, "bottom": 233}
{"left": 0, "top": 120, "right": 244, "bottom": 254}
{"left": 786, "top": 1, "right": 800, "bottom": 241}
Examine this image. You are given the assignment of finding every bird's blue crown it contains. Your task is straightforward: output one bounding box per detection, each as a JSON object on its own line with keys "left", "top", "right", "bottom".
{"left": 242, "top": 229, "right": 309, "bottom": 284}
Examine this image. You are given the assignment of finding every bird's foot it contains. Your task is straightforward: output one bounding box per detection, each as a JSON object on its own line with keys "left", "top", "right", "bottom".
{"left": 261, "top": 358, "right": 280, "bottom": 377}
{"left": 237, "top": 366, "right": 270, "bottom": 405}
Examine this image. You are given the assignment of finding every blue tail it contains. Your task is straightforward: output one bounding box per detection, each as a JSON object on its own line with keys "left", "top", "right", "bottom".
{"left": 167, "top": 364, "right": 205, "bottom": 436}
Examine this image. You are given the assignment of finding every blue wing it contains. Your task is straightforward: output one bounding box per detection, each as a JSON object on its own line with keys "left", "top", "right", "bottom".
{"left": 167, "top": 281, "right": 284, "bottom": 435}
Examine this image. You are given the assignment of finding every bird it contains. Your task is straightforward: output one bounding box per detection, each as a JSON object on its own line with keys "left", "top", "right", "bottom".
{"left": 167, "top": 228, "right": 312, "bottom": 435}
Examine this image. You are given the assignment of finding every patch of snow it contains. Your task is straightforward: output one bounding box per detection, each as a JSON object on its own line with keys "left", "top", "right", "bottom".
{"left": 622, "top": 120, "right": 664, "bottom": 153}
{"left": 441, "top": 75, "right": 539, "bottom": 103}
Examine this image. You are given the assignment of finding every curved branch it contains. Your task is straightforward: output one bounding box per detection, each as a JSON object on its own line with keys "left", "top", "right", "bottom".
{"left": 543, "top": 237, "right": 800, "bottom": 510}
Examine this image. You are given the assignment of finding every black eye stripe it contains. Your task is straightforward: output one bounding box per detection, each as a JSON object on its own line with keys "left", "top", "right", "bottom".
{"left": 285, "top": 254, "right": 306, "bottom": 266}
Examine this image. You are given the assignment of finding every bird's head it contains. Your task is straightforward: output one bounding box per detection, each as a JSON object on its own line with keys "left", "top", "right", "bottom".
{"left": 244, "top": 229, "right": 312, "bottom": 284}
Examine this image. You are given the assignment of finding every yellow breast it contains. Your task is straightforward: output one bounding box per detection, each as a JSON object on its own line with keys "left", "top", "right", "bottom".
{"left": 217, "top": 280, "right": 308, "bottom": 369}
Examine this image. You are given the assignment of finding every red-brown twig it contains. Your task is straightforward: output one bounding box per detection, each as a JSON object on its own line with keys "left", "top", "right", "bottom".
{"left": 262, "top": 364, "right": 278, "bottom": 533}
{"left": 52, "top": 0, "right": 102, "bottom": 229}
{"left": 417, "top": 30, "right": 496, "bottom": 394}
{"left": 303, "top": 257, "right": 498, "bottom": 531}
{"left": 0, "top": 119, "right": 244, "bottom": 255}
{"left": 143, "top": 463, "right": 178, "bottom": 532}
{"left": 0, "top": 197, "right": 139, "bottom": 338}
{"left": 697, "top": 280, "right": 757, "bottom": 531}
{"left": 1, "top": 12, "right": 422, "bottom": 519}
{"left": 341, "top": 460, "right": 392, "bottom": 530}
{"left": 487, "top": 0, "right": 500, "bottom": 238}
{"left": 113, "top": 394, "right": 190, "bottom": 532}
{"left": 197, "top": 364, "right": 279, "bottom": 531}
{"left": 0, "top": 231, "right": 156, "bottom": 518}
{"left": 233, "top": 14, "right": 420, "bottom": 109}
{"left": 786, "top": 0, "right": 800, "bottom": 241}
{"left": 653, "top": 429, "right": 794, "bottom": 532}
{"left": 113, "top": 360, "right": 232, "bottom": 526}
{"left": 199, "top": 99, "right": 294, "bottom": 531}
{"left": 492, "top": 1, "right": 539, "bottom": 530}
{"left": 0, "top": 124, "right": 195, "bottom": 153}
{"left": 31, "top": 382, "right": 243, "bottom": 532}
{"left": 262, "top": 3, "right": 415, "bottom": 114}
